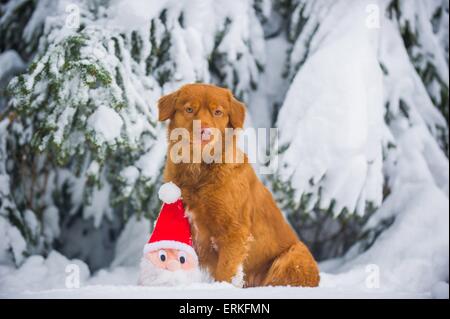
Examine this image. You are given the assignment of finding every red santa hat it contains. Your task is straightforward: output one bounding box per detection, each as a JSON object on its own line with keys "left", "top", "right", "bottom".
{"left": 143, "top": 182, "right": 197, "bottom": 262}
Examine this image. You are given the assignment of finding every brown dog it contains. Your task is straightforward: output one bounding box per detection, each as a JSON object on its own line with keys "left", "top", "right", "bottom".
{"left": 158, "top": 83, "right": 319, "bottom": 287}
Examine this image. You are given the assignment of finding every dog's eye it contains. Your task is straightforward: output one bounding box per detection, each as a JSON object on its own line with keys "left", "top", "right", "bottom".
{"left": 214, "top": 109, "right": 223, "bottom": 117}
{"left": 158, "top": 250, "right": 167, "bottom": 262}
{"left": 185, "top": 107, "right": 194, "bottom": 114}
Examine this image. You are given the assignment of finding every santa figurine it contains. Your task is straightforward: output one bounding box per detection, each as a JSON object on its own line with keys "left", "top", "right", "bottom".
{"left": 138, "top": 182, "right": 202, "bottom": 286}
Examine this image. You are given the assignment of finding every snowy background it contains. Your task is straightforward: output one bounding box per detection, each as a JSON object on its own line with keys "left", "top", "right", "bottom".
{"left": 0, "top": 0, "right": 448, "bottom": 299}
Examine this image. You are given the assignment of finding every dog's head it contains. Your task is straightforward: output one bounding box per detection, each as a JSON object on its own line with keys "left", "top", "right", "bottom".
{"left": 158, "top": 83, "right": 245, "bottom": 132}
{"left": 157, "top": 84, "right": 246, "bottom": 163}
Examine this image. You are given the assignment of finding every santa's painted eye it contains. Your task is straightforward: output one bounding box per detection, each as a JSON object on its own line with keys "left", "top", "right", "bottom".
{"left": 185, "top": 107, "right": 194, "bottom": 114}
{"left": 178, "top": 252, "right": 186, "bottom": 264}
{"left": 214, "top": 109, "right": 223, "bottom": 117}
{"left": 158, "top": 250, "right": 167, "bottom": 262}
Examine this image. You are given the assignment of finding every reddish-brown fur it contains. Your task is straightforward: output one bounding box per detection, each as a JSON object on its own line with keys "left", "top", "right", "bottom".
{"left": 158, "top": 83, "right": 320, "bottom": 287}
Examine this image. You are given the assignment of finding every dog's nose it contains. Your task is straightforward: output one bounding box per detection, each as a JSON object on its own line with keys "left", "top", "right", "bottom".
{"left": 200, "top": 122, "right": 212, "bottom": 129}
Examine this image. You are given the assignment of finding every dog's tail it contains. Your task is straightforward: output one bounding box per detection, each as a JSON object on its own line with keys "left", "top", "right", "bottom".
{"left": 262, "top": 242, "right": 320, "bottom": 287}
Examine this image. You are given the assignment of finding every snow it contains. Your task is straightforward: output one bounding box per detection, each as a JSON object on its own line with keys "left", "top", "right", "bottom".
{"left": 275, "top": 0, "right": 384, "bottom": 216}
{"left": 24, "top": 209, "right": 40, "bottom": 239}
{"left": 0, "top": 283, "right": 425, "bottom": 299}
{"left": 120, "top": 166, "right": 140, "bottom": 186}
{"left": 86, "top": 160, "right": 100, "bottom": 176}
{"left": 87, "top": 105, "right": 124, "bottom": 144}
{"left": 323, "top": 183, "right": 449, "bottom": 294}
{"left": 380, "top": 17, "right": 449, "bottom": 195}
{"left": 111, "top": 215, "right": 150, "bottom": 268}
{"left": 0, "top": 120, "right": 11, "bottom": 198}
{"left": 22, "top": 0, "right": 55, "bottom": 44}
{"left": 107, "top": 0, "right": 169, "bottom": 29}
{"left": 54, "top": 107, "right": 76, "bottom": 144}
{"left": 392, "top": 0, "right": 449, "bottom": 111}
{"left": 135, "top": 129, "right": 167, "bottom": 181}
{"left": 83, "top": 176, "right": 113, "bottom": 228}
{"left": 0, "top": 251, "right": 90, "bottom": 294}
{"left": 431, "top": 282, "right": 449, "bottom": 299}
{"left": 0, "top": 120, "right": 27, "bottom": 266}
{"left": 0, "top": 50, "right": 25, "bottom": 111}
{"left": 248, "top": 35, "right": 289, "bottom": 129}
{"left": 0, "top": 0, "right": 448, "bottom": 300}
{"left": 231, "top": 264, "right": 245, "bottom": 288}
{"left": 0, "top": 50, "right": 25, "bottom": 80}
{"left": 158, "top": 182, "right": 182, "bottom": 204}
{"left": 0, "top": 216, "right": 26, "bottom": 266}
{"left": 0, "top": 251, "right": 428, "bottom": 299}
{"left": 42, "top": 206, "right": 60, "bottom": 244}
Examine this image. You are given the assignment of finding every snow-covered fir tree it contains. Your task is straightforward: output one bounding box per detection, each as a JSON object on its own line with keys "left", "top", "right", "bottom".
{"left": 0, "top": 0, "right": 266, "bottom": 269}
{"left": 266, "top": 0, "right": 449, "bottom": 259}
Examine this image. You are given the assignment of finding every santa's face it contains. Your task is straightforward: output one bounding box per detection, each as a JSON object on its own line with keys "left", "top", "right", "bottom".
{"left": 146, "top": 249, "right": 197, "bottom": 271}
{"left": 138, "top": 249, "right": 202, "bottom": 286}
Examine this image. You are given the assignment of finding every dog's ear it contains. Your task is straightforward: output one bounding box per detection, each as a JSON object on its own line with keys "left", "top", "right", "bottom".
{"left": 228, "top": 91, "right": 246, "bottom": 129}
{"left": 158, "top": 90, "right": 178, "bottom": 121}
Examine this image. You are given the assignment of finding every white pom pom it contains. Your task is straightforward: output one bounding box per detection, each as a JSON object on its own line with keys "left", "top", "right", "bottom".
{"left": 158, "top": 182, "right": 181, "bottom": 204}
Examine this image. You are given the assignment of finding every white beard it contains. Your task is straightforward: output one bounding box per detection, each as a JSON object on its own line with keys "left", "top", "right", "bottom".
{"left": 138, "top": 257, "right": 202, "bottom": 286}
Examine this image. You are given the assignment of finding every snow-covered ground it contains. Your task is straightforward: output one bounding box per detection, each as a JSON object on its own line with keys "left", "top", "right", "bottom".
{"left": 0, "top": 253, "right": 427, "bottom": 299}
{"left": 1, "top": 284, "right": 426, "bottom": 299}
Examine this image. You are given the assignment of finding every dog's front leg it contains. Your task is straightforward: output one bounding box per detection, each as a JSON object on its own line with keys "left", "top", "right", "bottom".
{"left": 214, "top": 231, "right": 249, "bottom": 287}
